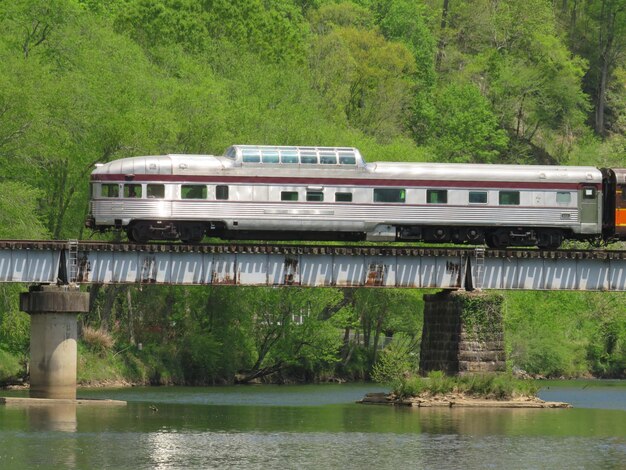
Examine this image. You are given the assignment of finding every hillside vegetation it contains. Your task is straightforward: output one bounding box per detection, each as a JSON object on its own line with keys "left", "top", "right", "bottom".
{"left": 0, "top": 0, "right": 624, "bottom": 384}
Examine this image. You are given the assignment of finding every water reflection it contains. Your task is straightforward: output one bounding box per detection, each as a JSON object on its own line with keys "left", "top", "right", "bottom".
{"left": 0, "top": 383, "right": 624, "bottom": 469}
{"left": 27, "top": 404, "right": 77, "bottom": 433}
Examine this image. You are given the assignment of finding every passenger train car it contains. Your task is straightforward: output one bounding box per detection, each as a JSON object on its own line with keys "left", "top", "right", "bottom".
{"left": 86, "top": 145, "right": 626, "bottom": 248}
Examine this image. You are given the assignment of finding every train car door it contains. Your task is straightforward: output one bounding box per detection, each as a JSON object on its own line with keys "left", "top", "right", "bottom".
{"left": 579, "top": 185, "right": 600, "bottom": 233}
{"left": 614, "top": 169, "right": 626, "bottom": 237}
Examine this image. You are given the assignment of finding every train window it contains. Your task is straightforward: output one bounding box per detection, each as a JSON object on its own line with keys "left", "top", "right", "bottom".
{"left": 281, "top": 191, "right": 299, "bottom": 201}
{"left": 621, "top": 185, "right": 626, "bottom": 201}
{"left": 300, "top": 152, "right": 317, "bottom": 164}
{"left": 242, "top": 149, "right": 261, "bottom": 163}
{"left": 225, "top": 147, "right": 237, "bottom": 159}
{"left": 216, "top": 185, "right": 229, "bottom": 200}
{"left": 181, "top": 185, "right": 207, "bottom": 199}
{"left": 124, "top": 184, "right": 142, "bottom": 198}
{"left": 469, "top": 191, "right": 487, "bottom": 204}
{"left": 281, "top": 151, "right": 298, "bottom": 164}
{"left": 261, "top": 151, "right": 279, "bottom": 163}
{"left": 307, "top": 191, "right": 324, "bottom": 202}
{"left": 374, "top": 188, "right": 406, "bottom": 203}
{"left": 320, "top": 153, "right": 337, "bottom": 164}
{"left": 582, "top": 187, "right": 596, "bottom": 199}
{"left": 335, "top": 192, "right": 353, "bottom": 202}
{"left": 427, "top": 190, "right": 448, "bottom": 204}
{"left": 499, "top": 191, "right": 520, "bottom": 205}
{"left": 338, "top": 153, "right": 356, "bottom": 165}
{"left": 101, "top": 184, "right": 119, "bottom": 198}
{"left": 147, "top": 184, "right": 164, "bottom": 199}
{"left": 556, "top": 192, "right": 571, "bottom": 204}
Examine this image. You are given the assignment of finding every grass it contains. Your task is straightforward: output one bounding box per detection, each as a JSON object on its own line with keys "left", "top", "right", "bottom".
{"left": 81, "top": 326, "right": 115, "bottom": 354}
{"left": 76, "top": 341, "right": 185, "bottom": 386}
{"left": 395, "top": 371, "right": 539, "bottom": 400}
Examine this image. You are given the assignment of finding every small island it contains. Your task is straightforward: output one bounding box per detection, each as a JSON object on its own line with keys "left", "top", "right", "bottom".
{"left": 358, "top": 371, "right": 571, "bottom": 409}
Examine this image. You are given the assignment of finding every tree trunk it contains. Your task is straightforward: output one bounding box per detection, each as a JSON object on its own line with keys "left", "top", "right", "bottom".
{"left": 569, "top": 0, "right": 578, "bottom": 36}
{"left": 127, "top": 288, "right": 135, "bottom": 345}
{"left": 435, "top": 0, "right": 450, "bottom": 70}
{"left": 101, "top": 285, "right": 121, "bottom": 331}
{"left": 595, "top": 0, "right": 615, "bottom": 138}
{"left": 371, "top": 313, "right": 384, "bottom": 365}
{"left": 595, "top": 60, "right": 608, "bottom": 135}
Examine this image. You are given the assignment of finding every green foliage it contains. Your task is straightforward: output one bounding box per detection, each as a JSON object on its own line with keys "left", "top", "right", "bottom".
{"left": 394, "top": 371, "right": 539, "bottom": 399}
{"left": 439, "top": 0, "right": 592, "bottom": 162}
{"left": 460, "top": 293, "right": 504, "bottom": 342}
{"left": 180, "top": 331, "right": 223, "bottom": 384}
{"left": 0, "top": 348, "right": 23, "bottom": 384}
{"left": 309, "top": 3, "right": 416, "bottom": 141}
{"left": 77, "top": 341, "right": 185, "bottom": 385}
{"left": 0, "top": 0, "right": 624, "bottom": 386}
{"left": 396, "top": 374, "right": 429, "bottom": 397}
{"left": 113, "top": 0, "right": 308, "bottom": 62}
{"left": 0, "top": 183, "right": 48, "bottom": 239}
{"left": 504, "top": 291, "right": 626, "bottom": 378}
{"left": 77, "top": 344, "right": 129, "bottom": 385}
{"left": 371, "top": 333, "right": 419, "bottom": 386}
{"left": 0, "top": 286, "right": 30, "bottom": 355}
{"left": 428, "top": 82, "right": 509, "bottom": 163}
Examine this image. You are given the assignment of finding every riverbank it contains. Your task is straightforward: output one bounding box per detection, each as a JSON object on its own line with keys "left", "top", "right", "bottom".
{"left": 358, "top": 391, "right": 571, "bottom": 408}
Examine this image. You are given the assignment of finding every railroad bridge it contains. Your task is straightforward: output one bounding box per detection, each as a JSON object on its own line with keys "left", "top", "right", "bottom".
{"left": 2, "top": 240, "right": 626, "bottom": 290}
{"left": 2, "top": 240, "right": 625, "bottom": 401}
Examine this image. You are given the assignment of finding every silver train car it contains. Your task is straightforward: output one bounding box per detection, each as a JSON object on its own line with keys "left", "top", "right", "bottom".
{"left": 86, "top": 145, "right": 613, "bottom": 248}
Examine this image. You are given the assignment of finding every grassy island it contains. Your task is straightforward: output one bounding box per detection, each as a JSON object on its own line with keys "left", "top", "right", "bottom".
{"left": 360, "top": 371, "right": 571, "bottom": 408}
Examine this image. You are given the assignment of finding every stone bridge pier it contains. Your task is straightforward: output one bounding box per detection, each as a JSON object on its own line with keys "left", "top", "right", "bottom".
{"left": 20, "top": 285, "right": 90, "bottom": 399}
{"left": 419, "top": 290, "right": 506, "bottom": 375}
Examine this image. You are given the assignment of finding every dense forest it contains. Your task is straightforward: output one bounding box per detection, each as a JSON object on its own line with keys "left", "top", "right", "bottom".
{"left": 0, "top": 0, "right": 625, "bottom": 384}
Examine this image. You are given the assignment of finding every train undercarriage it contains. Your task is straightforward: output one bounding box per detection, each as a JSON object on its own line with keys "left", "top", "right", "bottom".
{"left": 120, "top": 220, "right": 573, "bottom": 249}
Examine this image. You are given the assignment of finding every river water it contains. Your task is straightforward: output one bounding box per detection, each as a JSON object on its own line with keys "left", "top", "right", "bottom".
{"left": 0, "top": 381, "right": 624, "bottom": 469}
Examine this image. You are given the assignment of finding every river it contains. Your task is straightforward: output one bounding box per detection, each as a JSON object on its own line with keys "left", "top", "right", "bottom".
{"left": 0, "top": 381, "right": 624, "bottom": 469}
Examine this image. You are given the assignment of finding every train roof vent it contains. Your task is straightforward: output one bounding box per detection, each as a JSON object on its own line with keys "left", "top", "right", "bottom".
{"left": 225, "top": 145, "right": 365, "bottom": 167}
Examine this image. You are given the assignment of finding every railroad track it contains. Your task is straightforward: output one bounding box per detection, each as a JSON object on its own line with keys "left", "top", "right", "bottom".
{"left": 1, "top": 240, "right": 625, "bottom": 259}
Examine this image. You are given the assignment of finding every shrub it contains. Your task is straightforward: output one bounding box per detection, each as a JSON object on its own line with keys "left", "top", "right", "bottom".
{"left": 0, "top": 348, "right": 23, "bottom": 384}
{"left": 393, "top": 371, "right": 539, "bottom": 399}
{"left": 180, "top": 331, "right": 223, "bottom": 384}
{"left": 371, "top": 333, "right": 419, "bottom": 386}
{"left": 0, "top": 299, "right": 30, "bottom": 355}
{"left": 81, "top": 326, "right": 115, "bottom": 354}
{"left": 396, "top": 375, "right": 428, "bottom": 397}
{"left": 426, "top": 370, "right": 455, "bottom": 395}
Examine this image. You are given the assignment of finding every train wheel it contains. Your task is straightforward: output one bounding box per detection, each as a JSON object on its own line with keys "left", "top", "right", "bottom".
{"left": 461, "top": 227, "right": 484, "bottom": 244}
{"left": 128, "top": 222, "right": 151, "bottom": 243}
{"left": 424, "top": 227, "right": 450, "bottom": 243}
{"left": 485, "top": 231, "right": 507, "bottom": 249}
{"left": 537, "top": 230, "right": 563, "bottom": 250}
{"left": 179, "top": 224, "right": 204, "bottom": 244}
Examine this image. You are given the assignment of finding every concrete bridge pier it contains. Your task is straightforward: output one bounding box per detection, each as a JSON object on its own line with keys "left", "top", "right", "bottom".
{"left": 419, "top": 290, "right": 506, "bottom": 375}
{"left": 20, "top": 285, "right": 90, "bottom": 399}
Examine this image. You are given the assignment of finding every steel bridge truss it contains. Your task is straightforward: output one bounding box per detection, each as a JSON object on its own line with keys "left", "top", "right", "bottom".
{"left": 1, "top": 241, "right": 626, "bottom": 291}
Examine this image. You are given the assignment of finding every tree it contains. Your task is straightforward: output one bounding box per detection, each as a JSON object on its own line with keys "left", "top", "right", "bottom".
{"left": 353, "top": 288, "right": 422, "bottom": 367}
{"left": 439, "top": 0, "right": 590, "bottom": 162}
{"left": 111, "top": 0, "right": 308, "bottom": 63}
{"left": 309, "top": 3, "right": 416, "bottom": 141}
{"left": 564, "top": 0, "right": 626, "bottom": 136}
{"left": 0, "top": 182, "right": 48, "bottom": 239}
{"left": 368, "top": 0, "right": 438, "bottom": 143}
{"left": 428, "top": 82, "right": 508, "bottom": 163}
{"left": 235, "top": 287, "right": 343, "bottom": 383}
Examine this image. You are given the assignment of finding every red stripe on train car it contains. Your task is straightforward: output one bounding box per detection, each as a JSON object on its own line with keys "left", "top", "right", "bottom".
{"left": 90, "top": 174, "right": 598, "bottom": 190}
